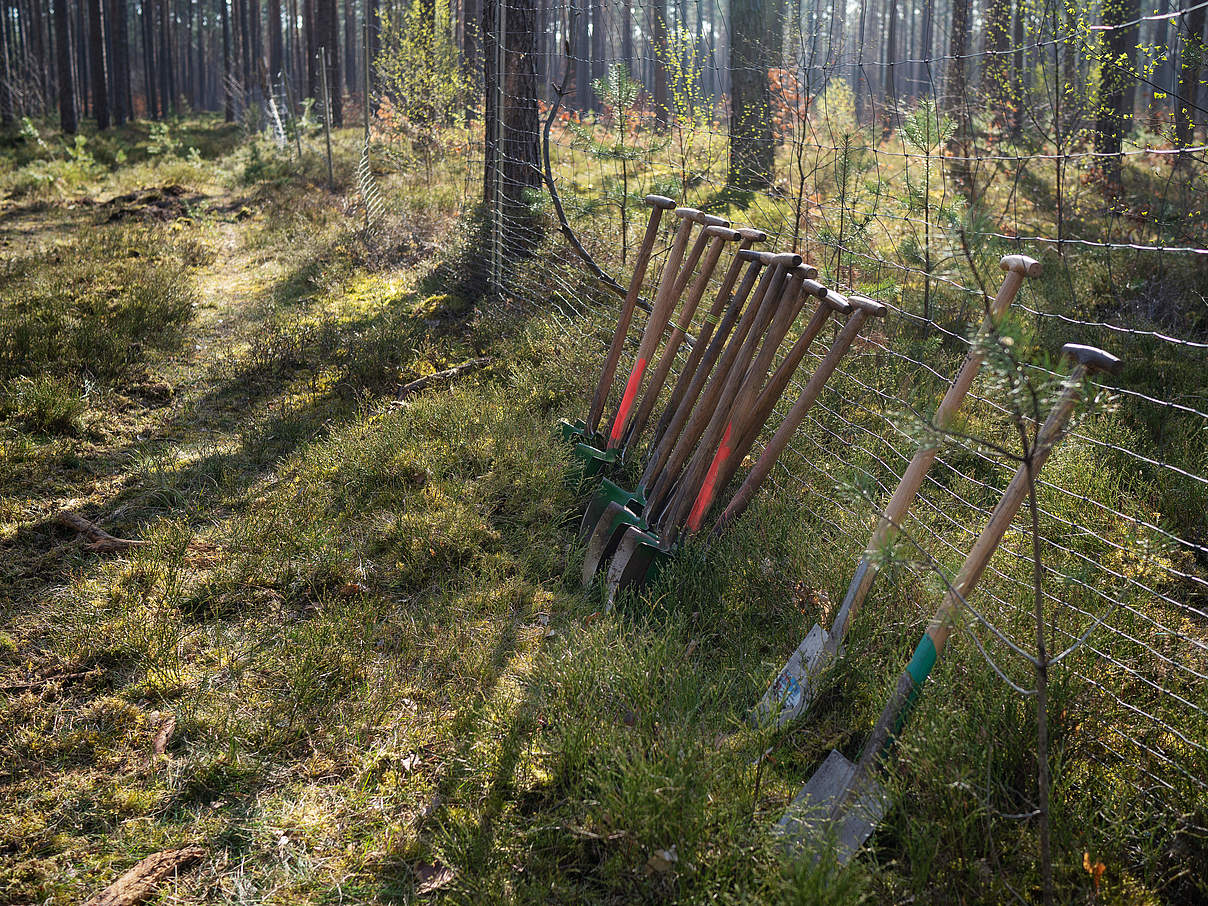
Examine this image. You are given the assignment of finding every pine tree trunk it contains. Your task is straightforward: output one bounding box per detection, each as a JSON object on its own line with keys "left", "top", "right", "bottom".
{"left": 268, "top": 0, "right": 282, "bottom": 82}
{"left": 317, "top": 0, "right": 340, "bottom": 124}
{"left": 110, "top": 0, "right": 130, "bottom": 122}
{"left": 55, "top": 0, "right": 76, "bottom": 129}
{"left": 650, "top": 0, "right": 667, "bottom": 126}
{"left": 0, "top": 0, "right": 14, "bottom": 127}
{"left": 1094, "top": 0, "right": 1139, "bottom": 189}
{"left": 1175, "top": 4, "right": 1206, "bottom": 150}
{"left": 141, "top": 0, "right": 157, "bottom": 117}
{"left": 983, "top": 0, "right": 1009, "bottom": 123}
{"left": 305, "top": 0, "right": 317, "bottom": 97}
{"left": 159, "top": 0, "right": 173, "bottom": 112}
{"left": 87, "top": 0, "right": 109, "bottom": 126}
{"left": 943, "top": 0, "right": 969, "bottom": 114}
{"left": 728, "top": 0, "right": 775, "bottom": 189}
{"left": 220, "top": 0, "right": 232, "bottom": 117}
{"left": 367, "top": 0, "right": 378, "bottom": 74}
{"left": 590, "top": 0, "right": 605, "bottom": 109}
{"left": 343, "top": 0, "right": 355, "bottom": 95}
{"left": 621, "top": 0, "right": 631, "bottom": 71}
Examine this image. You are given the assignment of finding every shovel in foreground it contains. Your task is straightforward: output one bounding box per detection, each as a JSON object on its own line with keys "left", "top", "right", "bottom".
{"left": 753, "top": 254, "right": 1043, "bottom": 729}
{"left": 777, "top": 342, "right": 1122, "bottom": 864}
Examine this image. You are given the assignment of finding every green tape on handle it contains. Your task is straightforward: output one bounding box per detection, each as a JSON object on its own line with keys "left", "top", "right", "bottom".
{"left": 905, "top": 633, "right": 937, "bottom": 687}
{"left": 893, "top": 634, "right": 939, "bottom": 739}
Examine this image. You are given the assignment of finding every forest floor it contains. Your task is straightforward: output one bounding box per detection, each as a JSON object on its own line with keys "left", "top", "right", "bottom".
{"left": 0, "top": 117, "right": 1200, "bottom": 905}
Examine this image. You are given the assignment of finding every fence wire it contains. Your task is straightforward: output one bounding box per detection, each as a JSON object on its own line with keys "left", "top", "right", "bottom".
{"left": 369, "top": 0, "right": 1208, "bottom": 853}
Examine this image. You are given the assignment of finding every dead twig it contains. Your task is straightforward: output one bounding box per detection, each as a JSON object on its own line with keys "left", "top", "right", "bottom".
{"left": 395, "top": 357, "right": 493, "bottom": 402}
{"left": 0, "top": 667, "right": 101, "bottom": 694}
{"left": 82, "top": 846, "right": 205, "bottom": 906}
{"left": 56, "top": 512, "right": 147, "bottom": 553}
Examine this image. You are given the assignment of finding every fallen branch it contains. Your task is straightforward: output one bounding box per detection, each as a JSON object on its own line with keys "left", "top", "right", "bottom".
{"left": 82, "top": 846, "right": 205, "bottom": 906}
{"left": 0, "top": 667, "right": 101, "bottom": 694}
{"left": 396, "top": 357, "right": 493, "bottom": 402}
{"left": 57, "top": 512, "right": 147, "bottom": 553}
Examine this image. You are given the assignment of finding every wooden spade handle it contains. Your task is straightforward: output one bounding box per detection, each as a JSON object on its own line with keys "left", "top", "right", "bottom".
{"left": 585, "top": 196, "right": 674, "bottom": 433}
{"left": 711, "top": 297, "right": 885, "bottom": 533}
{"left": 649, "top": 230, "right": 766, "bottom": 454}
{"left": 643, "top": 252, "right": 767, "bottom": 491}
{"left": 604, "top": 211, "right": 699, "bottom": 446}
{"left": 646, "top": 259, "right": 791, "bottom": 517}
{"left": 837, "top": 341, "right": 1119, "bottom": 823}
{"left": 712, "top": 284, "right": 848, "bottom": 506}
{"left": 623, "top": 229, "right": 742, "bottom": 451}
{"left": 827, "top": 255, "right": 1042, "bottom": 646}
{"left": 669, "top": 267, "right": 814, "bottom": 536}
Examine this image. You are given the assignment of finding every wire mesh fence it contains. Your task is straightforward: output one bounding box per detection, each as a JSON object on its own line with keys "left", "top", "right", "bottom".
{"left": 360, "top": 0, "right": 1208, "bottom": 858}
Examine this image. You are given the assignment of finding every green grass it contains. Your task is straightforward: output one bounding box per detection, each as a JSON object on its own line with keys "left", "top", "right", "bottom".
{"left": 0, "top": 113, "right": 1204, "bottom": 906}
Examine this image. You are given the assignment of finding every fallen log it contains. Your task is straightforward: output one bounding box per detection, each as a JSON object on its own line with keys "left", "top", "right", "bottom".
{"left": 82, "top": 847, "right": 205, "bottom": 906}
{"left": 56, "top": 512, "right": 147, "bottom": 553}
{"left": 395, "top": 357, "right": 493, "bottom": 402}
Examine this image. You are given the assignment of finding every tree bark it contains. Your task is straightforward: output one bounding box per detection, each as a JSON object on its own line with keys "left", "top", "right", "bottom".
{"left": 650, "top": 0, "right": 667, "bottom": 125}
{"left": 141, "top": 0, "right": 157, "bottom": 117}
{"left": 1094, "top": 0, "right": 1140, "bottom": 189}
{"left": 110, "top": 0, "right": 130, "bottom": 123}
{"left": 983, "top": 0, "right": 1010, "bottom": 123}
{"left": 728, "top": 0, "right": 775, "bottom": 189}
{"left": 943, "top": 0, "right": 969, "bottom": 116}
{"left": 1, "top": 0, "right": 14, "bottom": 127}
{"left": 343, "top": 0, "right": 355, "bottom": 95}
{"left": 1175, "top": 3, "right": 1206, "bottom": 150}
{"left": 220, "top": 0, "right": 232, "bottom": 117}
{"left": 590, "top": 0, "right": 605, "bottom": 109}
{"left": 87, "top": 0, "right": 109, "bottom": 126}
{"left": 366, "top": 0, "right": 379, "bottom": 77}
{"left": 573, "top": 0, "right": 589, "bottom": 108}
{"left": 268, "top": 0, "right": 282, "bottom": 82}
{"left": 159, "top": 0, "right": 173, "bottom": 113}
{"left": 316, "top": 0, "right": 340, "bottom": 124}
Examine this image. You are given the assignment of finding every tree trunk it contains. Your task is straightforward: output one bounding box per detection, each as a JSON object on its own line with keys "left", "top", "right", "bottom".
{"left": 943, "top": 0, "right": 969, "bottom": 115}
{"left": 343, "top": 0, "right": 355, "bottom": 95}
{"left": 159, "top": 0, "right": 173, "bottom": 113}
{"left": 55, "top": 0, "right": 75, "bottom": 129}
{"left": 983, "top": 0, "right": 1010, "bottom": 123}
{"left": 141, "top": 0, "right": 157, "bottom": 117}
{"left": 110, "top": 0, "right": 130, "bottom": 122}
{"left": 317, "top": 0, "right": 340, "bottom": 124}
{"left": 590, "top": 0, "right": 605, "bottom": 109}
{"left": 621, "top": 0, "right": 631, "bottom": 71}
{"left": 573, "top": 0, "right": 589, "bottom": 109}
{"left": 268, "top": 0, "right": 282, "bottom": 82}
{"left": 305, "top": 0, "right": 317, "bottom": 96}
{"left": 1175, "top": 3, "right": 1206, "bottom": 150}
{"left": 881, "top": 0, "right": 896, "bottom": 134}
{"left": 220, "top": 0, "right": 232, "bottom": 117}
{"left": 0, "top": 0, "right": 14, "bottom": 127}
{"left": 87, "top": 0, "right": 109, "bottom": 126}
{"left": 1094, "top": 0, "right": 1140, "bottom": 189}
{"left": 650, "top": 0, "right": 667, "bottom": 125}
{"left": 462, "top": 0, "right": 477, "bottom": 115}
{"left": 728, "top": 0, "right": 775, "bottom": 189}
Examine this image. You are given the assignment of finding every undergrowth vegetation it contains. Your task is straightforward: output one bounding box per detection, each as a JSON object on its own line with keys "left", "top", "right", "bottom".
{"left": 0, "top": 114, "right": 1204, "bottom": 906}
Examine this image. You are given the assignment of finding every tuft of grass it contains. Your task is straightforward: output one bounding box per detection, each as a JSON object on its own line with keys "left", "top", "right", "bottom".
{"left": 0, "top": 375, "right": 87, "bottom": 435}
{"left": 0, "top": 227, "right": 196, "bottom": 381}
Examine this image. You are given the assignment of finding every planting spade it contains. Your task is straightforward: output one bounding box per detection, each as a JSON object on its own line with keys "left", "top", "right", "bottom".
{"left": 752, "top": 255, "right": 1043, "bottom": 729}
{"left": 776, "top": 343, "right": 1122, "bottom": 864}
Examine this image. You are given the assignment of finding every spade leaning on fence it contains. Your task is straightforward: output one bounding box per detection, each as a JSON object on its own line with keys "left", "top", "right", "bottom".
{"left": 753, "top": 254, "right": 1044, "bottom": 729}
{"left": 776, "top": 342, "right": 1123, "bottom": 865}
